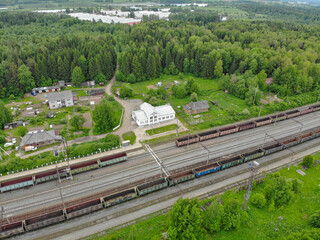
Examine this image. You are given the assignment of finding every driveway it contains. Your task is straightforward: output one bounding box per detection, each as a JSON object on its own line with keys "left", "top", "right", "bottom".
{"left": 105, "top": 65, "right": 143, "bottom": 138}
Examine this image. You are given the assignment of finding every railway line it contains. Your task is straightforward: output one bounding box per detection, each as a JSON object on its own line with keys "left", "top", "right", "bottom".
{"left": 1, "top": 107, "right": 320, "bottom": 238}
{"left": 10, "top": 139, "right": 320, "bottom": 240}
{"left": 1, "top": 112, "right": 320, "bottom": 217}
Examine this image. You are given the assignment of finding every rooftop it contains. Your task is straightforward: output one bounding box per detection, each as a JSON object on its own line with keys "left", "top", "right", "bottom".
{"left": 184, "top": 101, "right": 210, "bottom": 111}
{"left": 20, "top": 130, "right": 62, "bottom": 147}
{"left": 48, "top": 90, "right": 73, "bottom": 102}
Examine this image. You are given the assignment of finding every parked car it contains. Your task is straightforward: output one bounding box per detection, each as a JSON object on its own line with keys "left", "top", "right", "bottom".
{"left": 12, "top": 138, "right": 16, "bottom": 144}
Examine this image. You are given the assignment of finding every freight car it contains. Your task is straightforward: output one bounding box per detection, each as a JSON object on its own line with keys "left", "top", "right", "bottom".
{"left": 238, "top": 121, "right": 256, "bottom": 132}
{"left": 176, "top": 104, "right": 320, "bottom": 147}
{"left": 136, "top": 178, "right": 168, "bottom": 196}
{"left": 270, "top": 113, "right": 287, "bottom": 123}
{"left": 254, "top": 117, "right": 272, "bottom": 127}
{"left": 219, "top": 125, "right": 239, "bottom": 136}
{"left": 3, "top": 126, "right": 320, "bottom": 239}
{"left": 175, "top": 134, "right": 199, "bottom": 147}
{"left": 0, "top": 152, "right": 128, "bottom": 193}
{"left": 194, "top": 163, "right": 221, "bottom": 177}
{"left": 66, "top": 199, "right": 103, "bottom": 219}
{"left": 103, "top": 188, "right": 137, "bottom": 207}
{"left": 0, "top": 176, "right": 34, "bottom": 193}
{"left": 24, "top": 210, "right": 65, "bottom": 231}
{"left": 286, "top": 109, "right": 301, "bottom": 118}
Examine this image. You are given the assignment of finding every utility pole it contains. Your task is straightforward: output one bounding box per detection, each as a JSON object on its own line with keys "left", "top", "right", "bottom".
{"left": 252, "top": 87, "right": 258, "bottom": 106}
{"left": 176, "top": 117, "right": 178, "bottom": 137}
{"left": 273, "top": 112, "right": 279, "bottom": 126}
{"left": 258, "top": 105, "right": 263, "bottom": 118}
{"left": 242, "top": 161, "right": 259, "bottom": 210}
{"left": 199, "top": 141, "right": 210, "bottom": 164}
{"left": 317, "top": 93, "right": 320, "bottom": 102}
{"left": 56, "top": 166, "right": 66, "bottom": 211}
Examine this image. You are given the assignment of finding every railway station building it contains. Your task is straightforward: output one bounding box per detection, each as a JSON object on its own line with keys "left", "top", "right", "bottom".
{"left": 132, "top": 102, "right": 175, "bottom": 126}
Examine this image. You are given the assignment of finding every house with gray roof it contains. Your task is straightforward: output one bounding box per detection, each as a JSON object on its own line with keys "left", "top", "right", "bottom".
{"left": 48, "top": 90, "right": 74, "bottom": 109}
{"left": 183, "top": 101, "right": 210, "bottom": 115}
{"left": 20, "top": 130, "right": 62, "bottom": 150}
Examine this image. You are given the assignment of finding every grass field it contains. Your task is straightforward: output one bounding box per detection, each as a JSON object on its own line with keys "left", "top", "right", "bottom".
{"left": 122, "top": 131, "right": 136, "bottom": 144}
{"left": 146, "top": 124, "right": 177, "bottom": 136}
{"left": 88, "top": 153, "right": 320, "bottom": 240}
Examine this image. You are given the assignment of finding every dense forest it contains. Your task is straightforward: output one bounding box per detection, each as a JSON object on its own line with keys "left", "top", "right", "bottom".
{"left": 0, "top": 12, "right": 117, "bottom": 97}
{"left": 1, "top": 11, "right": 320, "bottom": 100}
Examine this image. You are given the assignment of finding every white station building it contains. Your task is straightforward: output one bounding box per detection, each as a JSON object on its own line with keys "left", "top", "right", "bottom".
{"left": 132, "top": 102, "right": 175, "bottom": 126}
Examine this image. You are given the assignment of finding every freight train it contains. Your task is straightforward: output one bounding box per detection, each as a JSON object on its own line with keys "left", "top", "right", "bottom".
{"left": 176, "top": 104, "right": 320, "bottom": 147}
{"left": 1, "top": 126, "right": 320, "bottom": 238}
{"left": 0, "top": 152, "right": 128, "bottom": 193}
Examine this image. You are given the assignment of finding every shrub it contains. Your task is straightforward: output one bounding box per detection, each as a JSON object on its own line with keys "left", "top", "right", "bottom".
{"left": 302, "top": 155, "right": 314, "bottom": 168}
{"left": 15, "top": 126, "right": 28, "bottom": 137}
{"left": 0, "top": 135, "right": 6, "bottom": 144}
{"left": 251, "top": 193, "right": 266, "bottom": 209}
{"left": 309, "top": 211, "right": 320, "bottom": 228}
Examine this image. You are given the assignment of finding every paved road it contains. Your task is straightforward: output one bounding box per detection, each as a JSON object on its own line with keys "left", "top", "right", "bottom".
{"left": 1, "top": 112, "right": 320, "bottom": 218}
{"left": 11, "top": 138, "right": 320, "bottom": 240}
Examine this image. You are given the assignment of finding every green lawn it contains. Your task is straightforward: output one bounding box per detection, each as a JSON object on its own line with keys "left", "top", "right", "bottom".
{"left": 122, "top": 131, "right": 136, "bottom": 144}
{"left": 146, "top": 124, "right": 177, "bottom": 136}
{"left": 88, "top": 153, "right": 320, "bottom": 240}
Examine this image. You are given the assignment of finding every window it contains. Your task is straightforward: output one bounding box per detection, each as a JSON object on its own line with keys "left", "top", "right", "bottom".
{"left": 166, "top": 116, "right": 169, "bottom": 119}
{"left": 52, "top": 105, "right": 55, "bottom": 108}
{"left": 170, "top": 115, "right": 173, "bottom": 118}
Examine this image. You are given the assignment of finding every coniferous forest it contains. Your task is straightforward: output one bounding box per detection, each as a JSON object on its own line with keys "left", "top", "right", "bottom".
{"left": 1, "top": 11, "right": 320, "bottom": 101}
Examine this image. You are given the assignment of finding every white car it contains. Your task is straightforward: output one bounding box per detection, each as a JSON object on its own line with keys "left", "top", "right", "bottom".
{"left": 4, "top": 143, "right": 13, "bottom": 147}
{"left": 12, "top": 138, "right": 16, "bottom": 144}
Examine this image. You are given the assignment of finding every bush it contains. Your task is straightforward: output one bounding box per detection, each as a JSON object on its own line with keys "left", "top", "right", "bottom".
{"left": 302, "top": 155, "right": 314, "bottom": 168}
{"left": 120, "top": 84, "right": 133, "bottom": 98}
{"left": 0, "top": 135, "right": 6, "bottom": 144}
{"left": 15, "top": 126, "right": 28, "bottom": 137}
{"left": 106, "top": 95, "right": 115, "bottom": 101}
{"left": 309, "top": 211, "right": 320, "bottom": 228}
{"left": 251, "top": 193, "right": 266, "bottom": 209}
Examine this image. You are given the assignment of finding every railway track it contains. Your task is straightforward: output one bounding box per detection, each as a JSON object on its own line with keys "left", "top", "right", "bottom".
{"left": 2, "top": 119, "right": 320, "bottom": 216}
{"left": 3, "top": 129, "right": 319, "bottom": 225}
{"left": 23, "top": 142, "right": 319, "bottom": 240}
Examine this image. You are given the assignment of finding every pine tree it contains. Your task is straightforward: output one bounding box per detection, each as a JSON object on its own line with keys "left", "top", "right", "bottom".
{"left": 132, "top": 55, "right": 143, "bottom": 81}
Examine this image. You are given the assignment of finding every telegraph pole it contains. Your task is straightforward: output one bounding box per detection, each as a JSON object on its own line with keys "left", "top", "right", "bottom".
{"left": 242, "top": 161, "right": 259, "bottom": 210}
{"left": 199, "top": 141, "right": 210, "bottom": 164}
{"left": 56, "top": 166, "right": 66, "bottom": 211}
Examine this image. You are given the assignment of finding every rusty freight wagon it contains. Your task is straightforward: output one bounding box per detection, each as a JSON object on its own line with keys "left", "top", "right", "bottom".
{"left": 0, "top": 221, "right": 24, "bottom": 239}
{"left": 270, "top": 113, "right": 287, "bottom": 123}
{"left": 24, "top": 210, "right": 65, "bottom": 231}
{"left": 103, "top": 188, "right": 137, "bottom": 207}
{"left": 254, "top": 117, "right": 272, "bottom": 127}
{"left": 66, "top": 199, "right": 103, "bottom": 219}
{"left": 299, "top": 107, "right": 313, "bottom": 115}
{"left": 282, "top": 136, "right": 301, "bottom": 148}
{"left": 286, "top": 109, "right": 300, "bottom": 118}
{"left": 311, "top": 104, "right": 320, "bottom": 111}
{"left": 219, "top": 125, "right": 239, "bottom": 136}
{"left": 299, "top": 132, "right": 315, "bottom": 143}
{"left": 198, "top": 129, "right": 220, "bottom": 141}
{"left": 35, "top": 169, "right": 66, "bottom": 184}
{"left": 175, "top": 134, "right": 199, "bottom": 147}
{"left": 237, "top": 121, "right": 256, "bottom": 131}
{"left": 262, "top": 143, "right": 283, "bottom": 155}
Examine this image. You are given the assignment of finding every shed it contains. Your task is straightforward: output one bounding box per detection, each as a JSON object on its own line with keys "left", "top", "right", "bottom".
{"left": 183, "top": 101, "right": 210, "bottom": 115}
